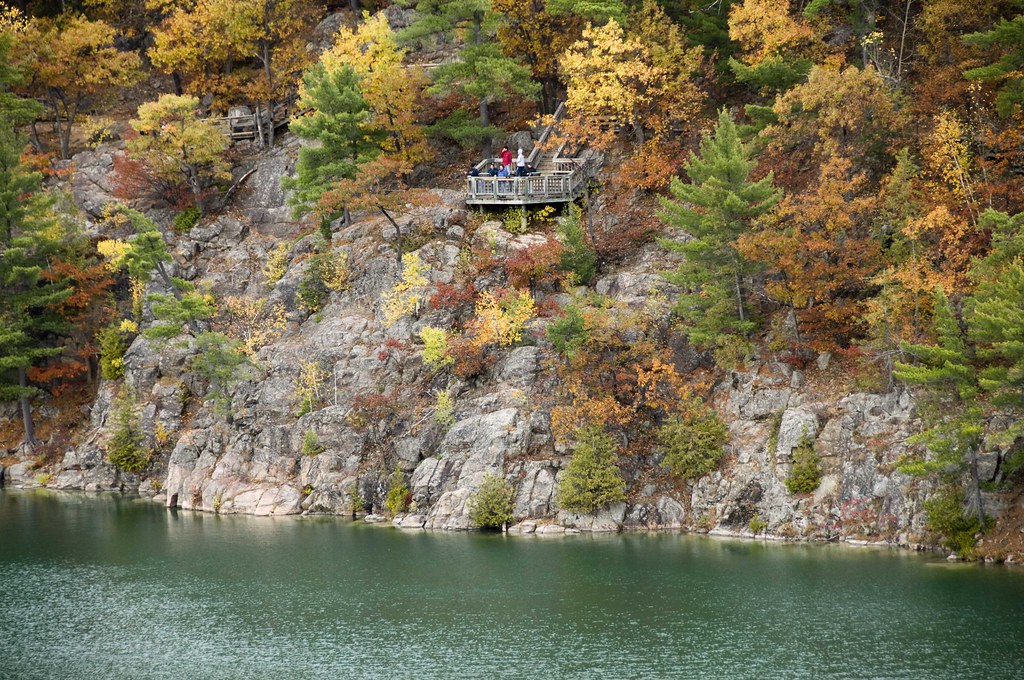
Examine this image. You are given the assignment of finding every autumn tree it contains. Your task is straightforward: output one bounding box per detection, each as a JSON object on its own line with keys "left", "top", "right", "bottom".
{"left": 561, "top": 14, "right": 703, "bottom": 148}
{"left": 322, "top": 13, "right": 429, "bottom": 171}
{"left": 0, "top": 127, "right": 69, "bottom": 448}
{"left": 315, "top": 13, "right": 434, "bottom": 228}
{"left": 127, "top": 94, "right": 231, "bottom": 213}
{"left": 727, "top": 0, "right": 815, "bottom": 93}
{"left": 149, "top": 0, "right": 244, "bottom": 103}
{"left": 400, "top": 0, "right": 538, "bottom": 158}
{"left": 739, "top": 155, "right": 882, "bottom": 349}
{"left": 150, "top": 0, "right": 316, "bottom": 125}
{"left": 491, "top": 0, "right": 622, "bottom": 113}
{"left": 15, "top": 14, "right": 141, "bottom": 158}
{"left": 757, "top": 65, "right": 903, "bottom": 188}
{"left": 660, "top": 109, "right": 781, "bottom": 357}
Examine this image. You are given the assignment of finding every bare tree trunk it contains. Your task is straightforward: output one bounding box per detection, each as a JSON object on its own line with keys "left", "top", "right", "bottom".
{"left": 479, "top": 98, "right": 492, "bottom": 160}
{"left": 379, "top": 206, "right": 404, "bottom": 272}
{"left": 18, "top": 368, "right": 36, "bottom": 450}
{"left": 29, "top": 121, "right": 43, "bottom": 153}
{"left": 731, "top": 252, "right": 746, "bottom": 323}
{"left": 969, "top": 448, "right": 986, "bottom": 527}
{"left": 262, "top": 41, "right": 275, "bottom": 147}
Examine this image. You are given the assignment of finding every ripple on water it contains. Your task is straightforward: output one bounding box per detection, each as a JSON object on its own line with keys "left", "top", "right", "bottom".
{"left": 1, "top": 490, "right": 1023, "bottom": 679}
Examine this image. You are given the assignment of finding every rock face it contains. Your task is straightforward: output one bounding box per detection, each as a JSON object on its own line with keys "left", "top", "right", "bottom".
{"left": 7, "top": 140, "right": 1008, "bottom": 554}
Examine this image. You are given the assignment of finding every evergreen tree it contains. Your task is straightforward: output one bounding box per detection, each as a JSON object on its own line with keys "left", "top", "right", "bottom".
{"left": 970, "top": 260, "right": 1024, "bottom": 454}
{"left": 0, "top": 128, "right": 69, "bottom": 449}
{"left": 400, "top": 0, "right": 539, "bottom": 158}
{"left": 0, "top": 33, "right": 41, "bottom": 128}
{"left": 106, "top": 384, "right": 148, "bottom": 473}
{"left": 190, "top": 332, "right": 253, "bottom": 422}
{"left": 963, "top": 10, "right": 1024, "bottom": 117}
{"left": 282, "top": 63, "right": 383, "bottom": 227}
{"left": 894, "top": 288, "right": 985, "bottom": 528}
{"left": 467, "top": 473, "right": 515, "bottom": 529}
{"left": 556, "top": 425, "right": 626, "bottom": 513}
{"left": 658, "top": 108, "right": 781, "bottom": 353}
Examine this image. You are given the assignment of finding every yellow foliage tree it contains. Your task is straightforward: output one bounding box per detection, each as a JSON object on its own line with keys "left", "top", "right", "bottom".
{"left": 381, "top": 253, "right": 430, "bottom": 326}
{"left": 465, "top": 289, "right": 536, "bottom": 349}
{"left": 14, "top": 14, "right": 142, "bottom": 158}
{"left": 127, "top": 94, "right": 231, "bottom": 213}
{"left": 728, "top": 0, "right": 815, "bottom": 65}
{"left": 150, "top": 0, "right": 316, "bottom": 122}
{"left": 219, "top": 296, "right": 287, "bottom": 356}
{"left": 322, "top": 13, "right": 429, "bottom": 169}
{"left": 561, "top": 15, "right": 702, "bottom": 148}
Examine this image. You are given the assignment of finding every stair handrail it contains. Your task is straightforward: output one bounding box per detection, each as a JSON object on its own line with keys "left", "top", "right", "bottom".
{"left": 472, "top": 102, "right": 568, "bottom": 173}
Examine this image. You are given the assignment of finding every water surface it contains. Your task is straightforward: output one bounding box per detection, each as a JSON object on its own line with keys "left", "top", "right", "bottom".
{"left": 1, "top": 489, "right": 1022, "bottom": 679}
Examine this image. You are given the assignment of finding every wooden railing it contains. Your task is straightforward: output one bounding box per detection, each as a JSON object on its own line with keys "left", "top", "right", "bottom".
{"left": 466, "top": 102, "right": 595, "bottom": 205}
{"left": 210, "top": 103, "right": 292, "bottom": 144}
{"left": 465, "top": 156, "right": 593, "bottom": 205}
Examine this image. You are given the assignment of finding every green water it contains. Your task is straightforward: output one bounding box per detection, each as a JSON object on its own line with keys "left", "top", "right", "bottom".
{"left": 1, "top": 490, "right": 1022, "bottom": 679}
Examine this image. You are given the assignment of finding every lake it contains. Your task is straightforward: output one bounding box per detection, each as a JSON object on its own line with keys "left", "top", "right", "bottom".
{"left": 1, "top": 489, "right": 1022, "bottom": 679}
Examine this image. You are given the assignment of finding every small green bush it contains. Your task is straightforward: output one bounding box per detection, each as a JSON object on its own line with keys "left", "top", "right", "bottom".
{"left": 659, "top": 407, "right": 728, "bottom": 482}
{"left": 172, "top": 206, "right": 201, "bottom": 233}
{"left": 468, "top": 473, "right": 515, "bottom": 529}
{"left": 347, "top": 481, "right": 366, "bottom": 514}
{"left": 546, "top": 303, "right": 588, "bottom": 358}
{"left": 301, "top": 430, "right": 324, "bottom": 456}
{"left": 557, "top": 205, "right": 597, "bottom": 284}
{"left": 557, "top": 425, "right": 627, "bottom": 513}
{"left": 785, "top": 433, "right": 822, "bottom": 495}
{"left": 384, "top": 466, "right": 410, "bottom": 516}
{"left": 98, "top": 322, "right": 130, "bottom": 380}
{"left": 749, "top": 513, "right": 767, "bottom": 535}
{"left": 106, "top": 385, "right": 149, "bottom": 473}
{"left": 924, "top": 490, "right": 982, "bottom": 556}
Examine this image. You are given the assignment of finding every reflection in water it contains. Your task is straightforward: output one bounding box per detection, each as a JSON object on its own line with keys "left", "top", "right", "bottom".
{"left": 1, "top": 489, "right": 1022, "bottom": 679}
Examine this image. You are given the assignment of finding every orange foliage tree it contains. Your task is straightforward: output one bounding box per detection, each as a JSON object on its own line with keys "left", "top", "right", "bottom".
{"left": 739, "top": 155, "right": 882, "bottom": 349}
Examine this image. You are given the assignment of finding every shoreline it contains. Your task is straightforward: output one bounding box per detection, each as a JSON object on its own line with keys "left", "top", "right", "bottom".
{"left": 5, "top": 483, "right": 1009, "bottom": 566}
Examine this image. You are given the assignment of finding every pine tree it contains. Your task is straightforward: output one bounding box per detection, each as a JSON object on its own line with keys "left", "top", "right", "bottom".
{"left": 0, "top": 33, "right": 41, "bottom": 128}
{"left": 190, "top": 332, "right": 253, "bottom": 422}
{"left": 894, "top": 288, "right": 985, "bottom": 528}
{"left": 963, "top": 11, "right": 1024, "bottom": 117}
{"left": 556, "top": 425, "right": 626, "bottom": 513}
{"left": 0, "top": 128, "right": 69, "bottom": 448}
{"left": 970, "top": 260, "right": 1024, "bottom": 452}
{"left": 106, "top": 384, "right": 148, "bottom": 473}
{"left": 282, "top": 63, "right": 383, "bottom": 227}
{"left": 400, "top": 0, "right": 539, "bottom": 158}
{"left": 658, "top": 108, "right": 781, "bottom": 353}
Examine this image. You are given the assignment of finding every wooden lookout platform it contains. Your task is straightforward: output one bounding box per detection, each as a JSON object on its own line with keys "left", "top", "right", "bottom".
{"left": 465, "top": 103, "right": 595, "bottom": 207}
{"left": 211, "top": 104, "right": 291, "bottom": 146}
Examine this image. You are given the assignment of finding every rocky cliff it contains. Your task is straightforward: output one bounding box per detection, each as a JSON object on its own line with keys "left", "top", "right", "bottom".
{"left": 2, "top": 137, "right": 1019, "bottom": 560}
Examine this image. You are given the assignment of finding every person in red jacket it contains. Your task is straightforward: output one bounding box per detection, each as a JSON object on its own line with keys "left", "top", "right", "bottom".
{"left": 500, "top": 145, "right": 512, "bottom": 171}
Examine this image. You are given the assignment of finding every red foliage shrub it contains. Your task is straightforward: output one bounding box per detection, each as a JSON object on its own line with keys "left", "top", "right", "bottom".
{"left": 430, "top": 281, "right": 477, "bottom": 312}
{"left": 504, "top": 237, "right": 565, "bottom": 289}
{"left": 449, "top": 336, "right": 496, "bottom": 380}
{"left": 111, "top": 152, "right": 191, "bottom": 209}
